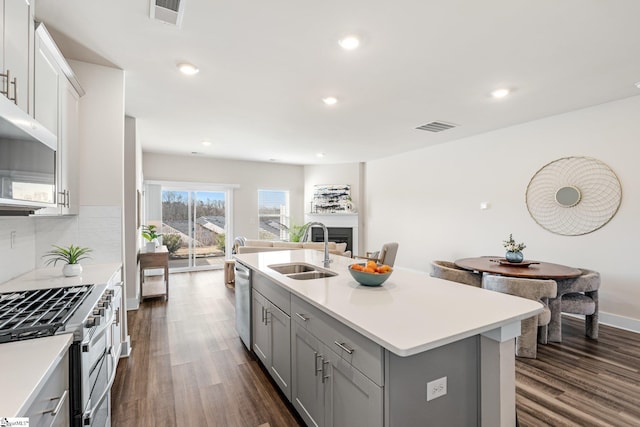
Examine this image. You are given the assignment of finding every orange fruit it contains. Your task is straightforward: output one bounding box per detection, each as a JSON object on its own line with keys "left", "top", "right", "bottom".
{"left": 367, "top": 261, "right": 377, "bottom": 269}
{"left": 364, "top": 267, "right": 376, "bottom": 273}
{"left": 351, "top": 264, "right": 364, "bottom": 271}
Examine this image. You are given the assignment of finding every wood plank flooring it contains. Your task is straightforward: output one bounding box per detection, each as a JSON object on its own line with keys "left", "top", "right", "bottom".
{"left": 112, "top": 270, "right": 640, "bottom": 427}
{"left": 111, "top": 270, "right": 302, "bottom": 427}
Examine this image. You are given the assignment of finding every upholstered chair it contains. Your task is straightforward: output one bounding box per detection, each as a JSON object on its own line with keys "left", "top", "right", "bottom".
{"left": 547, "top": 268, "right": 600, "bottom": 342}
{"left": 354, "top": 242, "right": 399, "bottom": 267}
{"left": 482, "top": 275, "right": 557, "bottom": 359}
{"left": 429, "top": 260, "right": 482, "bottom": 287}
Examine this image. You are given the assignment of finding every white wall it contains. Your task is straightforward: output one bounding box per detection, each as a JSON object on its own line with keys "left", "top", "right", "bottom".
{"left": 143, "top": 153, "right": 305, "bottom": 240}
{"left": 365, "top": 95, "right": 640, "bottom": 329}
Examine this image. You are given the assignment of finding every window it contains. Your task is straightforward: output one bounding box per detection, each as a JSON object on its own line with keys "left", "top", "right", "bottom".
{"left": 258, "top": 189, "right": 290, "bottom": 240}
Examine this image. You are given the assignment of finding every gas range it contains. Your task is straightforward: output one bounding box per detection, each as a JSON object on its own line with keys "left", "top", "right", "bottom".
{"left": 0, "top": 285, "right": 95, "bottom": 343}
{"left": 0, "top": 282, "right": 119, "bottom": 427}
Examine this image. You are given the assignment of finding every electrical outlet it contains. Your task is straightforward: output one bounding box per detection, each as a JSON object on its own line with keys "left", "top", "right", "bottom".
{"left": 426, "top": 376, "right": 447, "bottom": 401}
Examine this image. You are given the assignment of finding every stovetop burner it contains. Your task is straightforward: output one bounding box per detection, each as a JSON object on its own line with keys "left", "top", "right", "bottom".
{"left": 0, "top": 285, "right": 95, "bottom": 343}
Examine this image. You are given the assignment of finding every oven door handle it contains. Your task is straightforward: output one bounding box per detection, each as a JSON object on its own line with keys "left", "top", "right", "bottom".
{"left": 81, "top": 316, "right": 110, "bottom": 353}
{"left": 83, "top": 346, "right": 117, "bottom": 425}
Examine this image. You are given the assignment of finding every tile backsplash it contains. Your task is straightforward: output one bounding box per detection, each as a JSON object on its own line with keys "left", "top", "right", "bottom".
{"left": 0, "top": 205, "right": 122, "bottom": 283}
{"left": 0, "top": 218, "right": 37, "bottom": 283}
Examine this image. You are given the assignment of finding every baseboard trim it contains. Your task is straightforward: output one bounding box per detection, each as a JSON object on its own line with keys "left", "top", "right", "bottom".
{"left": 598, "top": 312, "right": 640, "bottom": 334}
{"left": 565, "top": 311, "right": 640, "bottom": 334}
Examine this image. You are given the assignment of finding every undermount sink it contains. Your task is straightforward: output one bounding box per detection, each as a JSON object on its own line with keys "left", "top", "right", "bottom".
{"left": 268, "top": 263, "right": 337, "bottom": 280}
{"left": 268, "top": 263, "right": 316, "bottom": 275}
{"left": 287, "top": 271, "right": 337, "bottom": 280}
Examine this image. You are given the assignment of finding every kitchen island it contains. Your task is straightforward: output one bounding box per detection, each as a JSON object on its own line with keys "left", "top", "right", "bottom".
{"left": 235, "top": 250, "right": 543, "bottom": 427}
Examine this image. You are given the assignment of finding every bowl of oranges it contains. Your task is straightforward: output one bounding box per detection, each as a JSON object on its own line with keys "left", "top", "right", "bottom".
{"left": 348, "top": 261, "right": 393, "bottom": 286}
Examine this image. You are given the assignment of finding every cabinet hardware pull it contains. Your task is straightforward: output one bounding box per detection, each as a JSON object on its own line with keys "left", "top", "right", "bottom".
{"left": 264, "top": 309, "right": 269, "bottom": 324}
{"left": 322, "top": 359, "right": 330, "bottom": 383}
{"left": 314, "top": 352, "right": 322, "bottom": 376}
{"left": 113, "top": 308, "right": 120, "bottom": 326}
{"left": 261, "top": 306, "right": 265, "bottom": 323}
{"left": 334, "top": 341, "right": 355, "bottom": 354}
{"left": 295, "top": 312, "right": 309, "bottom": 322}
{"left": 44, "top": 389, "right": 68, "bottom": 416}
{"left": 10, "top": 76, "right": 17, "bottom": 103}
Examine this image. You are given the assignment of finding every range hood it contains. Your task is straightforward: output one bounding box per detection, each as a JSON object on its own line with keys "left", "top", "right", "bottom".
{"left": 0, "top": 94, "right": 58, "bottom": 214}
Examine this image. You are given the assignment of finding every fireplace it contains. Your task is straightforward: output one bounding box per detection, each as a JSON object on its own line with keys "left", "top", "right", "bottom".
{"left": 311, "top": 226, "right": 353, "bottom": 253}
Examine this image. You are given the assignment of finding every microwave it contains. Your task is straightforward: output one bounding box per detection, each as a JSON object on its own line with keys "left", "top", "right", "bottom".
{"left": 0, "top": 95, "right": 57, "bottom": 213}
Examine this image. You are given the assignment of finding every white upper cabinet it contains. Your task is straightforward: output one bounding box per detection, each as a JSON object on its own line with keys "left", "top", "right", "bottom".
{"left": 1, "top": 0, "right": 32, "bottom": 113}
{"left": 34, "top": 25, "right": 60, "bottom": 135}
{"left": 33, "top": 23, "right": 84, "bottom": 216}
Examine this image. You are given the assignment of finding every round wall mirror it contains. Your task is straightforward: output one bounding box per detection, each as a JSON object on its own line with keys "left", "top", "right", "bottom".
{"left": 555, "top": 186, "right": 581, "bottom": 207}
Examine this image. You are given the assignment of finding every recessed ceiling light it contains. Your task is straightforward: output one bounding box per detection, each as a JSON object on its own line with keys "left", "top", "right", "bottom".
{"left": 339, "top": 36, "right": 360, "bottom": 50}
{"left": 316, "top": 152, "right": 325, "bottom": 158}
{"left": 201, "top": 141, "right": 211, "bottom": 146}
{"left": 322, "top": 97, "right": 338, "bottom": 105}
{"left": 635, "top": 81, "right": 640, "bottom": 89}
{"left": 491, "top": 88, "right": 510, "bottom": 99}
{"left": 178, "top": 63, "right": 199, "bottom": 75}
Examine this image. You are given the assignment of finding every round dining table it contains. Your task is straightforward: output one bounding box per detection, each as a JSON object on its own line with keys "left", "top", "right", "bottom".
{"left": 455, "top": 256, "right": 581, "bottom": 280}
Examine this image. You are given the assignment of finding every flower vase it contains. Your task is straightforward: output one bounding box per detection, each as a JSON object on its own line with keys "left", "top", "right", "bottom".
{"left": 63, "top": 264, "right": 83, "bottom": 277}
{"left": 505, "top": 250, "right": 524, "bottom": 263}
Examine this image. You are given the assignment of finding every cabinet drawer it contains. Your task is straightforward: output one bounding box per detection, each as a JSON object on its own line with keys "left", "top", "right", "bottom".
{"left": 253, "top": 272, "right": 290, "bottom": 315}
{"left": 292, "top": 294, "right": 384, "bottom": 386}
{"left": 23, "top": 351, "right": 70, "bottom": 427}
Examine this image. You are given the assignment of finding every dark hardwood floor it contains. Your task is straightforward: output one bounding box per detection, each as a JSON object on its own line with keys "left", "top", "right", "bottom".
{"left": 112, "top": 270, "right": 640, "bottom": 427}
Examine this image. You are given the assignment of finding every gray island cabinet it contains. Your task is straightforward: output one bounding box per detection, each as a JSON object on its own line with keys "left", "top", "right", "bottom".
{"left": 237, "top": 250, "right": 543, "bottom": 427}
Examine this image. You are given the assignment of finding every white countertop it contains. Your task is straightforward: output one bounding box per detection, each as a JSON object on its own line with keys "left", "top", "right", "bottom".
{"left": 0, "top": 263, "right": 122, "bottom": 292}
{"left": 0, "top": 334, "right": 73, "bottom": 416}
{"left": 235, "top": 250, "right": 543, "bottom": 356}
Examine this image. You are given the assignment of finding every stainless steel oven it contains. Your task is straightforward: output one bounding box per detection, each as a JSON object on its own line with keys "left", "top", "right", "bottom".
{"left": 65, "top": 283, "right": 121, "bottom": 427}
{"left": 0, "top": 279, "right": 121, "bottom": 427}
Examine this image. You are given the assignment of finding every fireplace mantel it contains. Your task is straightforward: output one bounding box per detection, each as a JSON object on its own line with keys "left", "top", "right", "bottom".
{"left": 304, "top": 213, "right": 359, "bottom": 255}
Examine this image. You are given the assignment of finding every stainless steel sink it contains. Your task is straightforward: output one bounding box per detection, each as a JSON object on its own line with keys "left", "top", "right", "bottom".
{"left": 268, "top": 263, "right": 337, "bottom": 280}
{"left": 286, "top": 271, "right": 337, "bottom": 280}
{"left": 268, "top": 263, "right": 317, "bottom": 274}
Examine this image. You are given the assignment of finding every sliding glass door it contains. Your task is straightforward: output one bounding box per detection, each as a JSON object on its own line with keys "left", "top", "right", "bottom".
{"left": 146, "top": 182, "right": 232, "bottom": 272}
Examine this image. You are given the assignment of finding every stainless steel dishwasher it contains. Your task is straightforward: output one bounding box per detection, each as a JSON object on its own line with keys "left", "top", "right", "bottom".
{"left": 234, "top": 260, "right": 251, "bottom": 350}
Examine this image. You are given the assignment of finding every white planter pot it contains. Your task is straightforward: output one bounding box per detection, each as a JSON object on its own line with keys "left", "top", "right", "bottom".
{"left": 63, "top": 264, "right": 83, "bottom": 277}
{"left": 146, "top": 241, "right": 156, "bottom": 252}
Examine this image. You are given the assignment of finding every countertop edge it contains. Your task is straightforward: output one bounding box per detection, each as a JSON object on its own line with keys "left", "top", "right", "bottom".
{"left": 237, "top": 251, "right": 544, "bottom": 357}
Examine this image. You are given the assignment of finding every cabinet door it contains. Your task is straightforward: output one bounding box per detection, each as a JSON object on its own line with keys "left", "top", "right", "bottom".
{"left": 3, "top": 0, "right": 31, "bottom": 112}
{"left": 252, "top": 290, "right": 269, "bottom": 365}
{"left": 111, "top": 286, "right": 123, "bottom": 359}
{"left": 34, "top": 28, "right": 60, "bottom": 135}
{"left": 323, "top": 345, "right": 383, "bottom": 427}
{"left": 291, "top": 322, "right": 324, "bottom": 427}
{"left": 59, "top": 79, "right": 80, "bottom": 214}
{"left": 268, "top": 302, "right": 291, "bottom": 400}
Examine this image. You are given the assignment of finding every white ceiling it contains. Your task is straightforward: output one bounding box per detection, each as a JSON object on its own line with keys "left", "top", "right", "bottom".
{"left": 35, "top": 0, "right": 640, "bottom": 165}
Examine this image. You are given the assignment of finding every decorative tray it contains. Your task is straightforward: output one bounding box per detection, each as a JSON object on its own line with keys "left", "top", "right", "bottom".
{"left": 490, "top": 259, "right": 540, "bottom": 267}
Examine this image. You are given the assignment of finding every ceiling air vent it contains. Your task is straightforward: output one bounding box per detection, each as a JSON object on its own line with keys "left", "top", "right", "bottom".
{"left": 415, "top": 121, "right": 458, "bottom": 133}
{"left": 150, "top": 0, "right": 185, "bottom": 27}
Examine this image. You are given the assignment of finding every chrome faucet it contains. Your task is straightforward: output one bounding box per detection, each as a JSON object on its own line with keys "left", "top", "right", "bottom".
{"left": 302, "top": 222, "right": 332, "bottom": 268}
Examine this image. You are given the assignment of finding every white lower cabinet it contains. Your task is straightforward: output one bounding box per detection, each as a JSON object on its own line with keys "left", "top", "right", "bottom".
{"left": 252, "top": 288, "right": 291, "bottom": 400}
{"left": 22, "top": 349, "right": 70, "bottom": 427}
{"left": 291, "top": 313, "right": 383, "bottom": 427}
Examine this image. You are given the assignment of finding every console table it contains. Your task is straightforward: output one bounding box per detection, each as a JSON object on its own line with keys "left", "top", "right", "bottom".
{"left": 139, "top": 245, "right": 169, "bottom": 300}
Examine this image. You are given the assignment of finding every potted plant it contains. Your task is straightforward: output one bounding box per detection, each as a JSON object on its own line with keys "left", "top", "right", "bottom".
{"left": 502, "top": 233, "right": 526, "bottom": 263}
{"left": 289, "top": 222, "right": 310, "bottom": 242}
{"left": 42, "top": 244, "right": 92, "bottom": 277}
{"left": 142, "top": 224, "right": 162, "bottom": 252}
